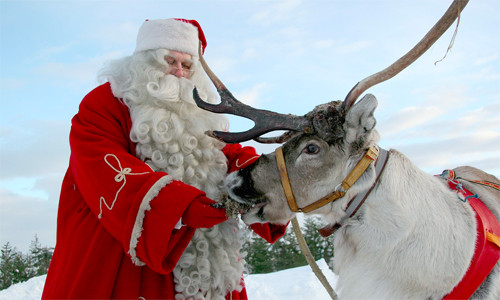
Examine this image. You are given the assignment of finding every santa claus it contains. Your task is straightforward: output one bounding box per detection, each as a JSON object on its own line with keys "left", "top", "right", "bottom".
{"left": 42, "top": 18, "right": 286, "bottom": 300}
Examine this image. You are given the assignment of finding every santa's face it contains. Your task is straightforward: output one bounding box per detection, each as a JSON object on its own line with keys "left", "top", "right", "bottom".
{"left": 165, "top": 50, "right": 194, "bottom": 78}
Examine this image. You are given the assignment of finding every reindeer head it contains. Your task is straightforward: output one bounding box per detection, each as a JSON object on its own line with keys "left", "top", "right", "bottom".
{"left": 194, "top": 0, "right": 468, "bottom": 225}
{"left": 224, "top": 95, "right": 380, "bottom": 225}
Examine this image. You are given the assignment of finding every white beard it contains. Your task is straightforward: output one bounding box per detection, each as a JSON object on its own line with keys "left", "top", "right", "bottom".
{"left": 128, "top": 74, "right": 229, "bottom": 200}
{"left": 121, "top": 73, "right": 246, "bottom": 299}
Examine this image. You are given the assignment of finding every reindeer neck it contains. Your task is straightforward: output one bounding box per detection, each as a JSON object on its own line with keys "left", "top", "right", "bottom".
{"left": 332, "top": 149, "right": 477, "bottom": 299}
{"left": 319, "top": 146, "right": 389, "bottom": 236}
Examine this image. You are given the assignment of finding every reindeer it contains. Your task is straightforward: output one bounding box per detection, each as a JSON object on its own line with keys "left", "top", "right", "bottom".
{"left": 194, "top": 0, "right": 500, "bottom": 298}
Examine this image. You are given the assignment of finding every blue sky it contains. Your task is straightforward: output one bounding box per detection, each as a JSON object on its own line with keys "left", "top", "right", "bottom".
{"left": 1, "top": 0, "right": 499, "bottom": 252}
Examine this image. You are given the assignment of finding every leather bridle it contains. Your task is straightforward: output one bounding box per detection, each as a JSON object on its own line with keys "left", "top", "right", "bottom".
{"left": 275, "top": 145, "right": 389, "bottom": 216}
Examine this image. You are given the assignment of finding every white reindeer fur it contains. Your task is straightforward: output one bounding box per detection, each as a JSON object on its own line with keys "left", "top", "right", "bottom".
{"left": 333, "top": 151, "right": 478, "bottom": 299}
{"left": 228, "top": 94, "right": 500, "bottom": 299}
{"left": 335, "top": 95, "right": 478, "bottom": 298}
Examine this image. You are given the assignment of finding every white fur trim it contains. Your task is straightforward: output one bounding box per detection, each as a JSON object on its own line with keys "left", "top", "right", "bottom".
{"left": 129, "top": 174, "right": 174, "bottom": 266}
{"left": 135, "top": 19, "right": 199, "bottom": 56}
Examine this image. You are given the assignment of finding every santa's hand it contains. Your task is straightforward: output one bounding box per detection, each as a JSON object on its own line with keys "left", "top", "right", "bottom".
{"left": 182, "top": 196, "right": 228, "bottom": 228}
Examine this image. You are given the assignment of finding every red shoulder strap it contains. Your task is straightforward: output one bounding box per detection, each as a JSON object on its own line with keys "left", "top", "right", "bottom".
{"left": 443, "top": 176, "right": 500, "bottom": 299}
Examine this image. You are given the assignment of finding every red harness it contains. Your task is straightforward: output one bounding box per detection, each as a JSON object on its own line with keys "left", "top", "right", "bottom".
{"left": 441, "top": 170, "right": 500, "bottom": 299}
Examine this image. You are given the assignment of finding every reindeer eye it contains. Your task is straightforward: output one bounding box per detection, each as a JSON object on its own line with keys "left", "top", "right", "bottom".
{"left": 304, "top": 143, "right": 320, "bottom": 154}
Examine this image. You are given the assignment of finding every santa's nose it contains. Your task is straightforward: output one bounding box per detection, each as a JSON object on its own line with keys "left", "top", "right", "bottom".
{"left": 167, "top": 66, "right": 191, "bottom": 78}
{"left": 173, "top": 68, "right": 185, "bottom": 77}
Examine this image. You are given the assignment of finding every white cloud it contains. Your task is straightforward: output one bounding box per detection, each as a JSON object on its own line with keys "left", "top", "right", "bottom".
{"left": 0, "top": 119, "right": 68, "bottom": 252}
{"left": 86, "top": 22, "right": 137, "bottom": 49}
{"left": 379, "top": 106, "right": 444, "bottom": 137}
{"left": 248, "top": 0, "right": 302, "bottom": 26}
{"left": 234, "top": 82, "right": 270, "bottom": 107}
{"left": 0, "top": 120, "right": 66, "bottom": 251}
{"left": 0, "top": 78, "right": 26, "bottom": 91}
{"left": 0, "top": 178, "right": 49, "bottom": 201}
{"left": 314, "top": 40, "right": 334, "bottom": 49}
{"left": 473, "top": 52, "right": 499, "bottom": 66}
{"left": 0, "top": 188, "right": 57, "bottom": 253}
{"left": 391, "top": 131, "right": 500, "bottom": 175}
{"left": 205, "top": 56, "right": 238, "bottom": 75}
{"left": 241, "top": 48, "right": 257, "bottom": 60}
{"left": 29, "top": 43, "right": 75, "bottom": 63}
{"left": 332, "top": 40, "right": 371, "bottom": 55}
{"left": 32, "top": 50, "right": 124, "bottom": 88}
{"left": 0, "top": 120, "right": 70, "bottom": 179}
{"left": 419, "top": 84, "right": 473, "bottom": 108}
{"left": 471, "top": 66, "right": 500, "bottom": 81}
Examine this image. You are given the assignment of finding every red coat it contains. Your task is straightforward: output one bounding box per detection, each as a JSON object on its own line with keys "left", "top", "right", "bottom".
{"left": 42, "top": 83, "right": 286, "bottom": 299}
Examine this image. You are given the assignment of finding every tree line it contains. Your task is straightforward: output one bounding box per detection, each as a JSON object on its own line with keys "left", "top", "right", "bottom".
{"left": 1, "top": 217, "right": 334, "bottom": 290}
{"left": 0, "top": 236, "right": 53, "bottom": 290}
{"left": 242, "top": 216, "right": 335, "bottom": 274}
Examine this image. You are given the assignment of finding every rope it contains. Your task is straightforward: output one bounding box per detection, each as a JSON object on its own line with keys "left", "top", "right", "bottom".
{"left": 434, "top": 0, "right": 463, "bottom": 65}
{"left": 99, "top": 154, "right": 149, "bottom": 219}
{"left": 291, "top": 217, "right": 337, "bottom": 300}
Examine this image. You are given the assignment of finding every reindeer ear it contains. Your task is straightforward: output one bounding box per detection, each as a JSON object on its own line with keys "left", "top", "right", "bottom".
{"left": 344, "top": 94, "right": 378, "bottom": 149}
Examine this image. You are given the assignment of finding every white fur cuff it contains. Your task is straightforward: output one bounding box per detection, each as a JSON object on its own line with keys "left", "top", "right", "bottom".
{"left": 129, "top": 174, "right": 174, "bottom": 266}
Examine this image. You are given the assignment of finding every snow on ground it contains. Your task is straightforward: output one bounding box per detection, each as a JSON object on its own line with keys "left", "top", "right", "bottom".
{"left": 0, "top": 274, "right": 47, "bottom": 300}
{"left": 0, "top": 260, "right": 338, "bottom": 300}
{"left": 245, "top": 259, "right": 338, "bottom": 300}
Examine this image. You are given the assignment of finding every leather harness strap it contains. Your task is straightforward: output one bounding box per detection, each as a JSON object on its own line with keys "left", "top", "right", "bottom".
{"left": 276, "top": 145, "right": 383, "bottom": 214}
{"left": 333, "top": 148, "right": 389, "bottom": 228}
{"left": 276, "top": 146, "right": 300, "bottom": 212}
{"left": 318, "top": 147, "right": 390, "bottom": 237}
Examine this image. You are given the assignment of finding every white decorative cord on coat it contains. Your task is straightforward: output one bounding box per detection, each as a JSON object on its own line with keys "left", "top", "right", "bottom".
{"left": 99, "top": 154, "right": 150, "bottom": 219}
{"left": 235, "top": 156, "right": 259, "bottom": 168}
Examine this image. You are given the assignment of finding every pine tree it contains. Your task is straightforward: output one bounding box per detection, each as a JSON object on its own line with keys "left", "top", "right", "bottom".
{"left": 243, "top": 232, "right": 275, "bottom": 274}
{"left": 242, "top": 217, "right": 336, "bottom": 274}
{"left": 302, "top": 217, "right": 323, "bottom": 260}
{"left": 0, "top": 242, "right": 15, "bottom": 289}
{"left": 0, "top": 242, "right": 33, "bottom": 290}
{"left": 271, "top": 227, "right": 306, "bottom": 271}
{"left": 29, "top": 235, "right": 53, "bottom": 276}
{"left": 302, "top": 216, "right": 335, "bottom": 266}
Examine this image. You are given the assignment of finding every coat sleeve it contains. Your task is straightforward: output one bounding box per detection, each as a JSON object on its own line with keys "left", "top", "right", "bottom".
{"left": 222, "top": 143, "right": 288, "bottom": 243}
{"left": 69, "top": 84, "right": 202, "bottom": 274}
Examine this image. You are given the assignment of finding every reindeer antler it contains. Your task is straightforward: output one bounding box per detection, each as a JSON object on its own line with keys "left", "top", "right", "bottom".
{"left": 194, "top": 0, "right": 469, "bottom": 143}
{"left": 193, "top": 43, "right": 312, "bottom": 143}
{"left": 342, "top": 0, "right": 469, "bottom": 112}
